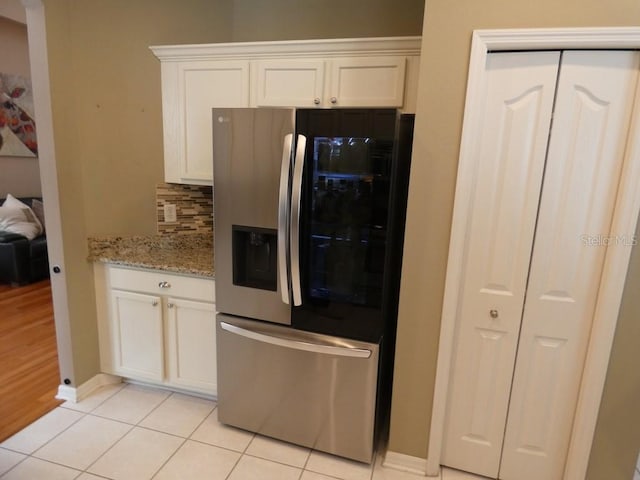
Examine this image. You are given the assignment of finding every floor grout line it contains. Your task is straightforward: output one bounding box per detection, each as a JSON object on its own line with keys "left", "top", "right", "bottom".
{"left": 223, "top": 427, "right": 257, "bottom": 480}
{"left": 130, "top": 386, "right": 174, "bottom": 427}
{"left": 149, "top": 436, "right": 188, "bottom": 480}
{"left": 70, "top": 419, "right": 135, "bottom": 478}
{"left": 0, "top": 455, "right": 83, "bottom": 479}
{"left": 3, "top": 408, "right": 88, "bottom": 471}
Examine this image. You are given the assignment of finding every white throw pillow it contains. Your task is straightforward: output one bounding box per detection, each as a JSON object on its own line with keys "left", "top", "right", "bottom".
{"left": 3, "top": 194, "right": 43, "bottom": 236}
{"left": 0, "top": 205, "right": 42, "bottom": 240}
{"left": 32, "top": 198, "right": 46, "bottom": 231}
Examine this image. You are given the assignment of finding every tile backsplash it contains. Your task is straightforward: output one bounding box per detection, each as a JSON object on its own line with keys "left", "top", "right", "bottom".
{"left": 156, "top": 183, "right": 213, "bottom": 235}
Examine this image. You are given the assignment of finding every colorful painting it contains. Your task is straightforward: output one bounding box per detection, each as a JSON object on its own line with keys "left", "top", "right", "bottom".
{"left": 0, "top": 73, "right": 37, "bottom": 157}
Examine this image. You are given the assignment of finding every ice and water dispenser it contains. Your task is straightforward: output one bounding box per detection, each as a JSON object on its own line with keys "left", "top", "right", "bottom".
{"left": 232, "top": 226, "right": 278, "bottom": 291}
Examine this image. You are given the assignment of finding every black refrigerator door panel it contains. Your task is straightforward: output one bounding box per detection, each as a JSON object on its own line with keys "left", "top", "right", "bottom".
{"left": 293, "top": 109, "right": 412, "bottom": 342}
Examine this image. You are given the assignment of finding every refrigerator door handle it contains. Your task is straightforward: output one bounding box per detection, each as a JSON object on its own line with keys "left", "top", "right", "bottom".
{"left": 278, "top": 133, "right": 294, "bottom": 305}
{"left": 219, "top": 321, "right": 372, "bottom": 358}
{"left": 290, "top": 134, "right": 307, "bottom": 306}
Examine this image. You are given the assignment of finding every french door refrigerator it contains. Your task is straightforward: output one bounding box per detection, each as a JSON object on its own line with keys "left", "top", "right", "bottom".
{"left": 213, "top": 107, "right": 413, "bottom": 463}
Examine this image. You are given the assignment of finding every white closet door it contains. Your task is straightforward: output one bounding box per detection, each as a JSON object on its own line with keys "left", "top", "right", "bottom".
{"left": 441, "top": 51, "right": 560, "bottom": 477}
{"left": 500, "top": 51, "right": 640, "bottom": 480}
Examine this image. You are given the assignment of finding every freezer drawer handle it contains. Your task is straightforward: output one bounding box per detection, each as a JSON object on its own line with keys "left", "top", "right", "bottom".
{"left": 220, "top": 321, "right": 372, "bottom": 358}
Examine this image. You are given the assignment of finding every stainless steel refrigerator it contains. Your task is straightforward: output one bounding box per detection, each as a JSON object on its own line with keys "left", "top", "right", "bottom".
{"left": 213, "top": 108, "right": 413, "bottom": 463}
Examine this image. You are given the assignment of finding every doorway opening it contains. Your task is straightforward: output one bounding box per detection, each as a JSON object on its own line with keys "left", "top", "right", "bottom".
{"left": 0, "top": 6, "right": 61, "bottom": 441}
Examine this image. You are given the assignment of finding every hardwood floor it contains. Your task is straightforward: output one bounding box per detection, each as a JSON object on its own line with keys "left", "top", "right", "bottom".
{"left": 0, "top": 279, "right": 62, "bottom": 442}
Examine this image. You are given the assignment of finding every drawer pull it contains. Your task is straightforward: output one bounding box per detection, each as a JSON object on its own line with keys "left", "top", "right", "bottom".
{"left": 158, "top": 281, "right": 171, "bottom": 289}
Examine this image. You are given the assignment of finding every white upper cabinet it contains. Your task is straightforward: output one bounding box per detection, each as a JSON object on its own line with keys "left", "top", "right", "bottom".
{"left": 255, "top": 59, "right": 326, "bottom": 107}
{"left": 328, "top": 56, "right": 406, "bottom": 107}
{"left": 254, "top": 55, "right": 408, "bottom": 108}
{"left": 151, "top": 37, "right": 421, "bottom": 186}
{"left": 157, "top": 59, "right": 250, "bottom": 185}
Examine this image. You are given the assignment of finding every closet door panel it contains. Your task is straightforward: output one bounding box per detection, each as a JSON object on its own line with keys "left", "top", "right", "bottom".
{"left": 500, "top": 50, "right": 640, "bottom": 480}
{"left": 441, "top": 51, "right": 560, "bottom": 477}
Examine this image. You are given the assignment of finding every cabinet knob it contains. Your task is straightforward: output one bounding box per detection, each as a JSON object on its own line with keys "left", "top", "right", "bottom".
{"left": 158, "top": 281, "right": 171, "bottom": 289}
{"left": 168, "top": 303, "right": 174, "bottom": 309}
{"left": 330, "top": 96, "right": 337, "bottom": 104}
{"left": 152, "top": 300, "right": 159, "bottom": 307}
{"left": 489, "top": 309, "right": 499, "bottom": 319}
{"left": 313, "top": 97, "right": 320, "bottom": 105}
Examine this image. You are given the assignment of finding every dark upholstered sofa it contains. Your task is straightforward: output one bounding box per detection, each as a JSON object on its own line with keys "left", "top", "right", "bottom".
{"left": 0, "top": 197, "right": 49, "bottom": 286}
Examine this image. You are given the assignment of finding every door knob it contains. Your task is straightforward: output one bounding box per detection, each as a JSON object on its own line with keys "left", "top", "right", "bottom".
{"left": 489, "top": 309, "right": 499, "bottom": 319}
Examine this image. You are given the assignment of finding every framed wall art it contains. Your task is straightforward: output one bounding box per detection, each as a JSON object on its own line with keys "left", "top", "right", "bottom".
{"left": 0, "top": 73, "right": 37, "bottom": 157}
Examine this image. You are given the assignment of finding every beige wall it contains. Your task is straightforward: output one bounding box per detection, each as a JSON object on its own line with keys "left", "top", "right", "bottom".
{"left": 230, "top": 0, "right": 425, "bottom": 41}
{"left": 40, "top": 0, "right": 423, "bottom": 388}
{"left": 43, "top": 0, "right": 235, "bottom": 384}
{"left": 388, "top": 1, "right": 640, "bottom": 478}
{"left": 0, "top": 0, "right": 27, "bottom": 25}
{"left": 47, "top": 0, "right": 234, "bottom": 238}
{"left": 587, "top": 220, "right": 640, "bottom": 479}
{"left": 40, "top": 0, "right": 639, "bottom": 475}
{"left": 0, "top": 16, "right": 41, "bottom": 198}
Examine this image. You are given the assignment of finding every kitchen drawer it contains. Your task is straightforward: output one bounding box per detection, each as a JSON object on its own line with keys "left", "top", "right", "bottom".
{"left": 108, "top": 266, "right": 215, "bottom": 303}
{"left": 217, "top": 314, "right": 379, "bottom": 463}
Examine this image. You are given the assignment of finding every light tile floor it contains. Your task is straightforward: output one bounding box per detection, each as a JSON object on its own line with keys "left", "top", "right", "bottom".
{"left": 0, "top": 382, "right": 468, "bottom": 480}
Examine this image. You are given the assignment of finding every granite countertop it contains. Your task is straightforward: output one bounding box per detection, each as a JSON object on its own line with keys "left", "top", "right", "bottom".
{"left": 88, "top": 233, "right": 214, "bottom": 278}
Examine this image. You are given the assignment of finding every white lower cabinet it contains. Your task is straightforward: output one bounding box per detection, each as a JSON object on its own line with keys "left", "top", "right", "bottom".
{"left": 110, "top": 289, "right": 164, "bottom": 382}
{"left": 95, "top": 264, "right": 217, "bottom": 396}
{"left": 166, "top": 297, "right": 217, "bottom": 393}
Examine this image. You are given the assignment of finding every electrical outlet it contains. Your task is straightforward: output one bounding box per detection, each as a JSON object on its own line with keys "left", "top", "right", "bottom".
{"left": 164, "top": 203, "right": 177, "bottom": 223}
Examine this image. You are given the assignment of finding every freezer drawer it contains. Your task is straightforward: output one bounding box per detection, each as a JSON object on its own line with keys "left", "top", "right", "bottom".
{"left": 216, "top": 313, "right": 380, "bottom": 463}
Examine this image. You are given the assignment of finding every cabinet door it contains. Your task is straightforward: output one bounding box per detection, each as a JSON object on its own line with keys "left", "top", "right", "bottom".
{"left": 166, "top": 297, "right": 217, "bottom": 395}
{"left": 162, "top": 60, "right": 249, "bottom": 184}
{"left": 110, "top": 289, "right": 164, "bottom": 382}
{"left": 328, "top": 57, "right": 406, "bottom": 107}
{"left": 254, "top": 59, "right": 325, "bottom": 107}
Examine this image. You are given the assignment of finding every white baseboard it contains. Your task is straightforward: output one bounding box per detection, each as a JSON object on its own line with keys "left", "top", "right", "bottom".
{"left": 124, "top": 378, "right": 216, "bottom": 402}
{"left": 383, "top": 450, "right": 433, "bottom": 476}
{"left": 56, "top": 373, "right": 122, "bottom": 403}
